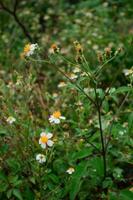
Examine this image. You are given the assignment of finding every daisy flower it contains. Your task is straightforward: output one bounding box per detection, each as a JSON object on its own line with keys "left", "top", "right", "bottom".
{"left": 66, "top": 167, "right": 75, "bottom": 174}
{"left": 6, "top": 116, "right": 16, "bottom": 124}
{"left": 49, "top": 111, "right": 65, "bottom": 124}
{"left": 39, "top": 132, "right": 54, "bottom": 149}
{"left": 36, "top": 154, "right": 46, "bottom": 163}
{"left": 23, "top": 43, "right": 38, "bottom": 57}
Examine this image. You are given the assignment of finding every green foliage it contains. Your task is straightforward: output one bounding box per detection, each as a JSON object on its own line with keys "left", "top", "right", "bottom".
{"left": 0, "top": 0, "right": 133, "bottom": 200}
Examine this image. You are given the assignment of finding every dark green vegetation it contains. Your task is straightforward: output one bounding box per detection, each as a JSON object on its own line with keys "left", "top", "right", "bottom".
{"left": 0, "top": 0, "right": 133, "bottom": 200}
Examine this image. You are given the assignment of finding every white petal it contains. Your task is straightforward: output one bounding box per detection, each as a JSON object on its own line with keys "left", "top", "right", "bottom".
{"left": 41, "top": 143, "right": 46, "bottom": 149}
{"left": 49, "top": 116, "right": 60, "bottom": 124}
{"left": 47, "top": 140, "right": 54, "bottom": 147}
{"left": 60, "top": 116, "right": 66, "bottom": 120}
{"left": 40, "top": 132, "right": 46, "bottom": 137}
{"left": 39, "top": 138, "right": 42, "bottom": 144}
{"left": 54, "top": 118, "right": 60, "bottom": 124}
{"left": 47, "top": 133, "right": 53, "bottom": 139}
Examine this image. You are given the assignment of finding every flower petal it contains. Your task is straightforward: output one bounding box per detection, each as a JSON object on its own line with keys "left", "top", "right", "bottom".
{"left": 40, "top": 132, "right": 46, "bottom": 137}
{"left": 47, "top": 133, "right": 53, "bottom": 139}
{"left": 47, "top": 140, "right": 54, "bottom": 147}
{"left": 41, "top": 143, "right": 46, "bottom": 149}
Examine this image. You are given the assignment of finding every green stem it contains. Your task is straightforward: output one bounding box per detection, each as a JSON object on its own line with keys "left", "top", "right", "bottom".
{"left": 94, "top": 86, "right": 107, "bottom": 179}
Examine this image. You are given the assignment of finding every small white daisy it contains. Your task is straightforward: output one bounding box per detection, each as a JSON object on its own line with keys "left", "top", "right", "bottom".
{"left": 66, "top": 167, "right": 75, "bottom": 174}
{"left": 39, "top": 132, "right": 54, "bottom": 149}
{"left": 23, "top": 43, "right": 38, "bottom": 57}
{"left": 6, "top": 116, "right": 16, "bottom": 124}
{"left": 49, "top": 111, "right": 66, "bottom": 124}
{"left": 36, "top": 154, "right": 46, "bottom": 163}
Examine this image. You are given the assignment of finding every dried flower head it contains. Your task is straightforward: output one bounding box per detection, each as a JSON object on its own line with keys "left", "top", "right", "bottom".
{"left": 50, "top": 43, "right": 60, "bottom": 53}
{"left": 74, "top": 41, "right": 83, "bottom": 53}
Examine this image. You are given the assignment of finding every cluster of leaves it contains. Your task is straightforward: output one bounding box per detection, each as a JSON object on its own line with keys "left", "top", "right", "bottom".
{"left": 0, "top": 0, "right": 133, "bottom": 200}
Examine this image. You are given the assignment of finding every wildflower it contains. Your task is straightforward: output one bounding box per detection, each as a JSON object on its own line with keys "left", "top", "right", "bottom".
{"left": 129, "top": 187, "right": 133, "bottom": 192}
{"left": 73, "top": 67, "right": 81, "bottom": 73}
{"left": 66, "top": 167, "right": 75, "bottom": 174}
{"left": 123, "top": 67, "right": 133, "bottom": 76}
{"left": 52, "top": 93, "right": 58, "bottom": 98}
{"left": 75, "top": 100, "right": 83, "bottom": 106}
{"left": 97, "top": 51, "right": 103, "bottom": 63}
{"left": 68, "top": 73, "right": 78, "bottom": 80}
{"left": 22, "top": 43, "right": 38, "bottom": 57}
{"left": 49, "top": 111, "right": 65, "bottom": 124}
{"left": 105, "top": 47, "right": 111, "bottom": 57}
{"left": 6, "top": 116, "right": 16, "bottom": 124}
{"left": 92, "top": 45, "right": 99, "bottom": 50}
{"left": 58, "top": 81, "right": 67, "bottom": 88}
{"left": 39, "top": 132, "right": 54, "bottom": 149}
{"left": 36, "top": 154, "right": 46, "bottom": 163}
{"left": 50, "top": 43, "right": 59, "bottom": 53}
{"left": 74, "top": 41, "right": 83, "bottom": 53}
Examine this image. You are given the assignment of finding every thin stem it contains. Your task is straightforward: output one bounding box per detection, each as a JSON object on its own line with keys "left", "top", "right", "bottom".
{"left": 95, "top": 55, "right": 116, "bottom": 77}
{"left": 28, "top": 58, "right": 97, "bottom": 106}
{"left": 56, "top": 66, "right": 96, "bottom": 106}
{"left": 0, "top": 0, "right": 32, "bottom": 42}
{"left": 94, "top": 86, "right": 107, "bottom": 179}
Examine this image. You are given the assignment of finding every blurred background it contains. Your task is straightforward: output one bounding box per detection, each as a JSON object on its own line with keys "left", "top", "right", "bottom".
{"left": 0, "top": 0, "right": 133, "bottom": 70}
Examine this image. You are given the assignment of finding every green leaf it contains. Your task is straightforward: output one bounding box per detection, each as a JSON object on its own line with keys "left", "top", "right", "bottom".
{"left": 7, "top": 189, "right": 12, "bottom": 199}
{"left": 89, "top": 157, "right": 104, "bottom": 177}
{"left": 48, "top": 173, "right": 60, "bottom": 184}
{"left": 13, "top": 189, "right": 23, "bottom": 200}
{"left": 128, "top": 113, "right": 133, "bottom": 134}
{"left": 69, "top": 160, "right": 89, "bottom": 200}
{"left": 70, "top": 148, "right": 92, "bottom": 162}
{"left": 112, "top": 86, "right": 133, "bottom": 94}
{"left": 120, "top": 189, "right": 133, "bottom": 200}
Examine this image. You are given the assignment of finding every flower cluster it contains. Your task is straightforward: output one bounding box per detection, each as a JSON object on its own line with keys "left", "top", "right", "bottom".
{"left": 36, "top": 111, "right": 66, "bottom": 165}
{"left": 21, "top": 43, "right": 38, "bottom": 58}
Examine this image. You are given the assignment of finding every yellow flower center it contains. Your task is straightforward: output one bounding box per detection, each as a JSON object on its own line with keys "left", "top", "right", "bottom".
{"left": 41, "top": 135, "right": 48, "bottom": 143}
{"left": 24, "top": 44, "right": 31, "bottom": 54}
{"left": 51, "top": 44, "right": 57, "bottom": 50}
{"left": 53, "top": 111, "right": 61, "bottom": 118}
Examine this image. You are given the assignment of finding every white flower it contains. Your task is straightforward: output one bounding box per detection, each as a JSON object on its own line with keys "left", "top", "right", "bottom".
{"left": 23, "top": 43, "right": 38, "bottom": 57}
{"left": 73, "top": 67, "right": 81, "bottom": 74}
{"left": 49, "top": 111, "right": 66, "bottom": 124}
{"left": 92, "top": 44, "right": 99, "bottom": 50}
{"left": 66, "top": 167, "right": 75, "bottom": 174}
{"left": 123, "top": 68, "right": 133, "bottom": 76}
{"left": 58, "top": 81, "right": 67, "bottom": 88}
{"left": 69, "top": 73, "right": 78, "bottom": 80}
{"left": 6, "top": 116, "right": 16, "bottom": 124}
{"left": 36, "top": 154, "right": 46, "bottom": 163}
{"left": 39, "top": 132, "right": 54, "bottom": 149}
